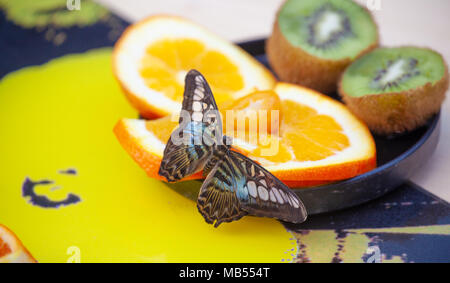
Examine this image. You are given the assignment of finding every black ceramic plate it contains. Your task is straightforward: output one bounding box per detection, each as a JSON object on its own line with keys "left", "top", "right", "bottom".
{"left": 167, "top": 39, "right": 441, "bottom": 215}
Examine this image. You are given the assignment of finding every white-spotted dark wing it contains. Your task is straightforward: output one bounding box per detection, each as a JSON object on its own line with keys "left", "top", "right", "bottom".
{"left": 227, "top": 150, "right": 307, "bottom": 224}
{"left": 159, "top": 70, "right": 221, "bottom": 182}
{"left": 180, "top": 70, "right": 222, "bottom": 133}
{"left": 197, "top": 149, "right": 307, "bottom": 227}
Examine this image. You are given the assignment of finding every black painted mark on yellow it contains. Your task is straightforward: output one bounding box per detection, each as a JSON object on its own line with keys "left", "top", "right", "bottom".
{"left": 22, "top": 174, "right": 81, "bottom": 208}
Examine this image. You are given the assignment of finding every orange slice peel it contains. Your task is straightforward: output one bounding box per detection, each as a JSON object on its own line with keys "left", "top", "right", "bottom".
{"left": 113, "top": 15, "right": 276, "bottom": 119}
{"left": 0, "top": 224, "right": 36, "bottom": 263}
{"left": 114, "top": 84, "right": 376, "bottom": 187}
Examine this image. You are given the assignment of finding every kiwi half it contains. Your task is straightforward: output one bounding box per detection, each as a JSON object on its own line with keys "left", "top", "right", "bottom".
{"left": 267, "top": 0, "right": 378, "bottom": 94}
{"left": 339, "top": 46, "right": 449, "bottom": 135}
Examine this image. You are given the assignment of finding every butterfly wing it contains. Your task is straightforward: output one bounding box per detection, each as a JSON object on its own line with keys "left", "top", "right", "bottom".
{"left": 197, "top": 150, "right": 307, "bottom": 227}
{"left": 197, "top": 156, "right": 248, "bottom": 228}
{"left": 158, "top": 70, "right": 222, "bottom": 182}
{"left": 181, "top": 70, "right": 222, "bottom": 133}
{"left": 158, "top": 138, "right": 210, "bottom": 182}
{"left": 228, "top": 150, "right": 307, "bottom": 224}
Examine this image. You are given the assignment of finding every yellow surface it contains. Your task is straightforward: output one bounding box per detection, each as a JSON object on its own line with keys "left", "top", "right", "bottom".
{"left": 0, "top": 48, "right": 297, "bottom": 263}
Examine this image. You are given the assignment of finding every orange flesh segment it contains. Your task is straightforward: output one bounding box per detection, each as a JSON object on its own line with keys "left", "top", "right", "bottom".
{"left": 146, "top": 90, "right": 281, "bottom": 142}
{"left": 145, "top": 115, "right": 178, "bottom": 143}
{"left": 221, "top": 90, "right": 281, "bottom": 135}
{"left": 144, "top": 90, "right": 351, "bottom": 164}
{"left": 250, "top": 140, "right": 293, "bottom": 163}
{"left": 140, "top": 38, "right": 244, "bottom": 104}
{"left": 277, "top": 100, "right": 349, "bottom": 162}
{"left": 114, "top": 86, "right": 376, "bottom": 186}
{"left": 0, "top": 238, "right": 12, "bottom": 257}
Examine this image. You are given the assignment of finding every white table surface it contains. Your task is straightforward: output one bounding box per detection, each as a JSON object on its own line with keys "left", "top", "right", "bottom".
{"left": 97, "top": 0, "right": 450, "bottom": 202}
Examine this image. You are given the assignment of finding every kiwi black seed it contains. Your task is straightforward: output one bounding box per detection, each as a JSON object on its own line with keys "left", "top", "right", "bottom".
{"left": 339, "top": 46, "right": 449, "bottom": 135}
{"left": 267, "top": 0, "right": 378, "bottom": 94}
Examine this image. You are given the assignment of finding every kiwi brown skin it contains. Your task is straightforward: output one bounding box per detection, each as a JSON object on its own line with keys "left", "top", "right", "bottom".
{"left": 339, "top": 59, "right": 449, "bottom": 136}
{"left": 266, "top": 15, "right": 379, "bottom": 94}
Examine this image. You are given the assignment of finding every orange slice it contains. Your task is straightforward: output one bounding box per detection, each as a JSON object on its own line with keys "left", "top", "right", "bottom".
{"left": 113, "top": 15, "right": 276, "bottom": 119}
{"left": 114, "top": 83, "right": 376, "bottom": 187}
{"left": 0, "top": 224, "right": 36, "bottom": 263}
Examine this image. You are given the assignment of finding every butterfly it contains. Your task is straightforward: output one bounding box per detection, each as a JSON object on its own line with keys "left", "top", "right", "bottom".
{"left": 158, "top": 69, "right": 307, "bottom": 227}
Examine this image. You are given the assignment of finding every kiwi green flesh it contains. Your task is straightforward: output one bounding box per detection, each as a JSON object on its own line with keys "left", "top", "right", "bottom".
{"left": 278, "top": 0, "right": 377, "bottom": 60}
{"left": 341, "top": 47, "right": 446, "bottom": 97}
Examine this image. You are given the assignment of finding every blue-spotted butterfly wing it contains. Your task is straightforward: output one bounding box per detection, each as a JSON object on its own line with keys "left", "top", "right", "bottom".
{"left": 160, "top": 69, "right": 307, "bottom": 226}
{"left": 197, "top": 157, "right": 248, "bottom": 227}
{"left": 158, "top": 70, "right": 222, "bottom": 182}
{"left": 229, "top": 151, "right": 307, "bottom": 223}
{"left": 197, "top": 150, "right": 307, "bottom": 227}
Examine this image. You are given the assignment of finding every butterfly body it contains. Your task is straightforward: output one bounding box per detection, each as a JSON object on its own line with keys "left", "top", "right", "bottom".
{"left": 159, "top": 70, "right": 307, "bottom": 227}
